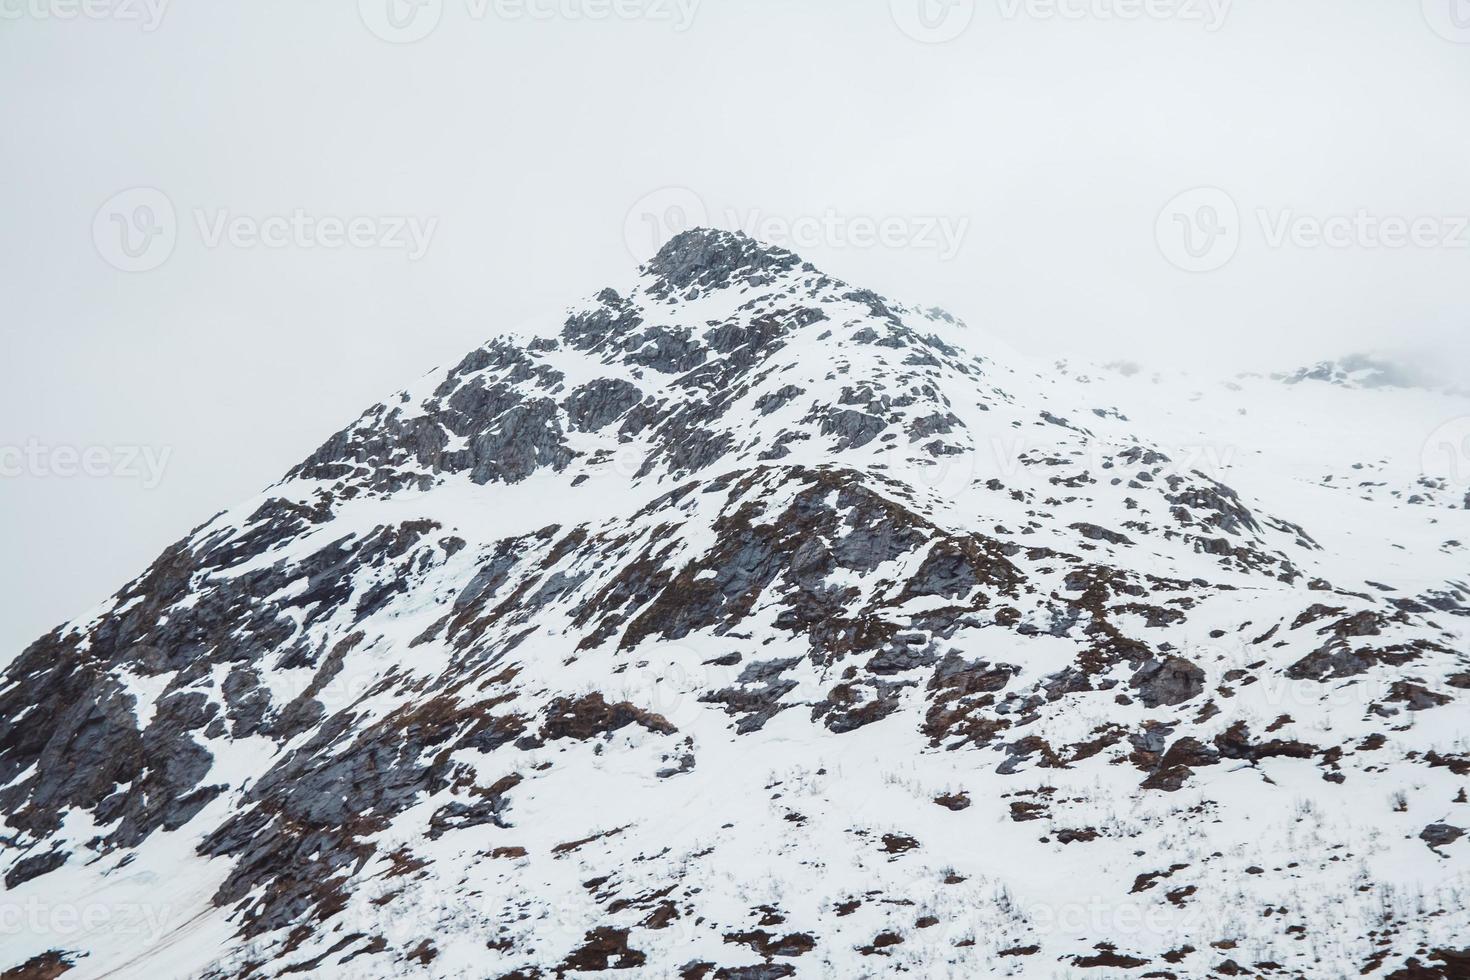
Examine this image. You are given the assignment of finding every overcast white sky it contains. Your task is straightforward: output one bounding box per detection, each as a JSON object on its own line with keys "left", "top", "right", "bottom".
{"left": 3, "top": 0, "right": 1468, "bottom": 655}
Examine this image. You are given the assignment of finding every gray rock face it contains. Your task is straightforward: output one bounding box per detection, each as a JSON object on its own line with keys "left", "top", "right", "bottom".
{"left": 200, "top": 692, "right": 508, "bottom": 934}
{"left": 563, "top": 378, "right": 644, "bottom": 432}
{"left": 754, "top": 384, "right": 806, "bottom": 416}
{"left": 702, "top": 657, "right": 804, "bottom": 734}
{"left": 1071, "top": 522, "right": 1134, "bottom": 546}
{"left": 1130, "top": 656, "right": 1206, "bottom": 708}
{"left": 0, "top": 634, "right": 223, "bottom": 856}
{"left": 645, "top": 228, "right": 806, "bottom": 300}
{"left": 466, "top": 398, "right": 576, "bottom": 484}
{"left": 1420, "top": 823, "right": 1465, "bottom": 853}
{"left": 818, "top": 408, "right": 887, "bottom": 450}
{"left": 286, "top": 339, "right": 574, "bottom": 493}
{"left": 902, "top": 543, "right": 984, "bottom": 600}
{"left": 3, "top": 848, "right": 68, "bottom": 889}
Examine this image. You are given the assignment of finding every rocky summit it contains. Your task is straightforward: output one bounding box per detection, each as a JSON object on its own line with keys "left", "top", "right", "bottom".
{"left": 2, "top": 229, "right": 1469, "bottom": 979}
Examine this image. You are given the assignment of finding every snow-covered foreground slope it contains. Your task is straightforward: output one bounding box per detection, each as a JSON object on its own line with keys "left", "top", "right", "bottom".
{"left": 2, "top": 230, "right": 1468, "bottom": 979}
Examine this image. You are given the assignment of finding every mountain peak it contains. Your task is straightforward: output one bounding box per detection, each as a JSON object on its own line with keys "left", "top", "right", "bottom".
{"left": 646, "top": 227, "right": 809, "bottom": 298}
{"left": 1272, "top": 352, "right": 1448, "bottom": 391}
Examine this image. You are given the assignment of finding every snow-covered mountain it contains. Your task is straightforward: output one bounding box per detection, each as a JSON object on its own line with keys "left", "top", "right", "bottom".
{"left": 1268, "top": 353, "right": 1459, "bottom": 395}
{"left": 3, "top": 229, "right": 1469, "bottom": 979}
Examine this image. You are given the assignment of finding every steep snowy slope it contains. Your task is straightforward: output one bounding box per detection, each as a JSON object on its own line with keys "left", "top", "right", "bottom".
{"left": 2, "top": 230, "right": 1468, "bottom": 979}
